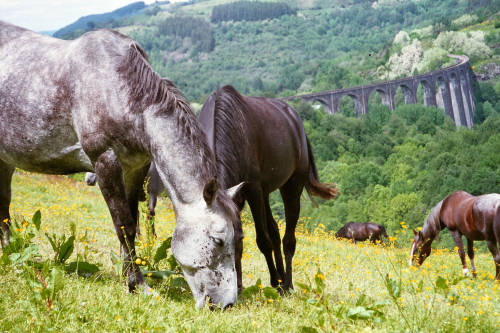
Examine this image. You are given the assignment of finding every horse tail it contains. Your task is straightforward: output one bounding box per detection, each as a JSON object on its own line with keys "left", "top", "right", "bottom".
{"left": 304, "top": 136, "right": 339, "bottom": 203}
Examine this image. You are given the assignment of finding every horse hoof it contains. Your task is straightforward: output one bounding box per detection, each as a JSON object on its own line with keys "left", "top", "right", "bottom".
{"left": 462, "top": 268, "right": 470, "bottom": 277}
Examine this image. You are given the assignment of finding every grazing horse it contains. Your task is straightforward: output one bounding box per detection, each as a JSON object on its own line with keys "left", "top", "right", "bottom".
{"left": 92, "top": 86, "right": 338, "bottom": 291}
{"left": 335, "top": 222, "right": 388, "bottom": 244}
{"left": 0, "top": 21, "right": 243, "bottom": 308}
{"left": 410, "top": 191, "right": 500, "bottom": 280}
{"left": 198, "top": 85, "right": 338, "bottom": 292}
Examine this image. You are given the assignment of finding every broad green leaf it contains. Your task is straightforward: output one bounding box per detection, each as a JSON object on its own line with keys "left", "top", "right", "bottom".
{"left": 32, "top": 210, "right": 41, "bottom": 231}
{"left": 58, "top": 235, "right": 75, "bottom": 263}
{"left": 347, "top": 306, "right": 375, "bottom": 320}
{"left": 241, "top": 285, "right": 260, "bottom": 299}
{"left": 153, "top": 237, "right": 171, "bottom": 263}
{"left": 66, "top": 261, "right": 99, "bottom": 276}
{"left": 296, "top": 282, "right": 311, "bottom": 292}
{"left": 48, "top": 267, "right": 64, "bottom": 300}
{"left": 435, "top": 276, "right": 448, "bottom": 290}
{"left": 263, "top": 286, "right": 279, "bottom": 299}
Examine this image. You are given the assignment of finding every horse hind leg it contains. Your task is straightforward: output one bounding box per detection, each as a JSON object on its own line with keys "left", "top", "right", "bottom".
{"left": 0, "top": 160, "right": 15, "bottom": 248}
{"left": 246, "top": 184, "right": 281, "bottom": 288}
{"left": 264, "top": 196, "right": 285, "bottom": 289}
{"left": 466, "top": 238, "right": 477, "bottom": 278}
{"left": 279, "top": 177, "right": 304, "bottom": 291}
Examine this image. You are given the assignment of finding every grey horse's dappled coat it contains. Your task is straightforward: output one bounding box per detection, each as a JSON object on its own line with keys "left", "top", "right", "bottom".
{"left": 0, "top": 21, "right": 242, "bottom": 308}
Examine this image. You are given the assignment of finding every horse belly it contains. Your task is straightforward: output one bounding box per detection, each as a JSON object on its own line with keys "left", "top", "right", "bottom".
{"left": 0, "top": 100, "right": 92, "bottom": 173}
{"left": 0, "top": 57, "right": 93, "bottom": 173}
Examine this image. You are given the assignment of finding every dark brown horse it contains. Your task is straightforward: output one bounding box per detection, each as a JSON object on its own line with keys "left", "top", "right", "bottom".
{"left": 411, "top": 191, "right": 500, "bottom": 280}
{"left": 198, "top": 85, "right": 338, "bottom": 291}
{"left": 335, "top": 222, "right": 388, "bottom": 244}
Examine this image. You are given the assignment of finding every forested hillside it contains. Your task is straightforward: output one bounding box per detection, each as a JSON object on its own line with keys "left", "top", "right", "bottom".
{"left": 56, "top": 0, "right": 500, "bottom": 248}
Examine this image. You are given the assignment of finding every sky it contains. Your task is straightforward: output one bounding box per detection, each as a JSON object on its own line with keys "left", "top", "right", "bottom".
{"left": 0, "top": 0, "right": 186, "bottom": 32}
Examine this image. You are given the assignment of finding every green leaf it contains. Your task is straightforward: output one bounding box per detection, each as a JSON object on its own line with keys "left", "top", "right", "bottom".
{"left": 241, "top": 285, "right": 260, "bottom": 299}
{"left": 355, "top": 293, "right": 367, "bottom": 306}
{"left": 296, "top": 282, "right": 311, "bottom": 292}
{"left": 299, "top": 326, "right": 318, "bottom": 333}
{"left": 32, "top": 210, "right": 41, "bottom": 231}
{"left": 347, "top": 306, "right": 375, "bottom": 320}
{"left": 66, "top": 261, "right": 99, "bottom": 276}
{"left": 435, "top": 276, "right": 448, "bottom": 290}
{"left": 385, "top": 274, "right": 401, "bottom": 299}
{"left": 45, "top": 233, "right": 58, "bottom": 253}
{"left": 263, "top": 287, "right": 279, "bottom": 300}
{"left": 48, "top": 267, "right": 64, "bottom": 300}
{"left": 58, "top": 235, "right": 75, "bottom": 263}
{"left": 153, "top": 237, "right": 171, "bottom": 264}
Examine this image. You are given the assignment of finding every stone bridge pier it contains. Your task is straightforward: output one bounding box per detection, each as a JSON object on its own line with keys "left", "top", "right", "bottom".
{"left": 283, "top": 55, "right": 475, "bottom": 128}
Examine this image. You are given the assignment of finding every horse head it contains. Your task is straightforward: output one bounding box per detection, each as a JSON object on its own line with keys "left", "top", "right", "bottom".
{"left": 170, "top": 179, "right": 245, "bottom": 309}
{"left": 410, "top": 229, "right": 433, "bottom": 266}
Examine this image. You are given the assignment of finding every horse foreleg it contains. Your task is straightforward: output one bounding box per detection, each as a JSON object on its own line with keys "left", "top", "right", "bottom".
{"left": 466, "top": 238, "right": 477, "bottom": 277}
{"left": 486, "top": 240, "right": 500, "bottom": 281}
{"left": 247, "top": 185, "right": 280, "bottom": 288}
{"left": 94, "top": 150, "right": 147, "bottom": 293}
{"left": 450, "top": 230, "right": 469, "bottom": 276}
{"left": 280, "top": 179, "right": 303, "bottom": 292}
{"left": 0, "top": 160, "right": 14, "bottom": 248}
{"left": 264, "top": 197, "right": 285, "bottom": 287}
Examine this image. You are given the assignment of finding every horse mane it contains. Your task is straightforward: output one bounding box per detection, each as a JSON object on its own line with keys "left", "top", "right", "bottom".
{"left": 212, "top": 85, "right": 249, "bottom": 187}
{"left": 422, "top": 200, "right": 443, "bottom": 242}
{"left": 117, "top": 42, "right": 217, "bottom": 180}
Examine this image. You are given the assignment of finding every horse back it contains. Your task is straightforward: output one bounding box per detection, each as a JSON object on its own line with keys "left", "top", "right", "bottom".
{"left": 441, "top": 191, "right": 490, "bottom": 240}
{"left": 206, "top": 86, "right": 309, "bottom": 190}
{"left": 243, "top": 96, "right": 309, "bottom": 181}
{"left": 0, "top": 22, "right": 139, "bottom": 173}
{"left": 471, "top": 194, "right": 500, "bottom": 240}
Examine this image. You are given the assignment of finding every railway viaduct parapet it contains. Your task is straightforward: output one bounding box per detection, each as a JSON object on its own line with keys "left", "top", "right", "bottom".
{"left": 283, "top": 55, "right": 475, "bottom": 128}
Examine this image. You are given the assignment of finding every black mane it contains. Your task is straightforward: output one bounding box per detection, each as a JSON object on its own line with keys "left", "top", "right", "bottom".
{"left": 212, "top": 85, "right": 249, "bottom": 187}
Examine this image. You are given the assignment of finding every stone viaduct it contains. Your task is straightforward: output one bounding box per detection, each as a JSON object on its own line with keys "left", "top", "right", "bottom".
{"left": 283, "top": 55, "right": 476, "bottom": 128}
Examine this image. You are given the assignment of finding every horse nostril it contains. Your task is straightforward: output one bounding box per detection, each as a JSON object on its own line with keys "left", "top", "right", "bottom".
{"left": 224, "top": 302, "right": 234, "bottom": 309}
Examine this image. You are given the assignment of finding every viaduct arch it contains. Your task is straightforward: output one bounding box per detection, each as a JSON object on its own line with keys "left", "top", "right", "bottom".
{"left": 283, "top": 55, "right": 475, "bottom": 128}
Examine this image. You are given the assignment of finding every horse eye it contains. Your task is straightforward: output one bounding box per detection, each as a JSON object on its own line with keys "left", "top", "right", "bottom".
{"left": 211, "top": 236, "right": 224, "bottom": 247}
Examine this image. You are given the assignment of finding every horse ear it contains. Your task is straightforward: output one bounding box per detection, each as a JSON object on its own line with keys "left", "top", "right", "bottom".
{"left": 413, "top": 229, "right": 418, "bottom": 236}
{"left": 203, "top": 178, "right": 218, "bottom": 206}
{"left": 226, "top": 182, "right": 245, "bottom": 201}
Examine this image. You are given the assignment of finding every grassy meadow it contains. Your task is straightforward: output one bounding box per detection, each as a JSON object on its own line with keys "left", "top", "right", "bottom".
{"left": 0, "top": 171, "right": 499, "bottom": 332}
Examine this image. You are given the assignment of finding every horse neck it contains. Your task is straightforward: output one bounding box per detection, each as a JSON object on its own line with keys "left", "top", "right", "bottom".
{"left": 213, "top": 93, "right": 249, "bottom": 189}
{"left": 421, "top": 216, "right": 440, "bottom": 242}
{"left": 144, "top": 106, "right": 216, "bottom": 206}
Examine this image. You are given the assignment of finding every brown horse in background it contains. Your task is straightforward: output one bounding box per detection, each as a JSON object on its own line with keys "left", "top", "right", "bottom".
{"left": 199, "top": 85, "right": 338, "bottom": 292}
{"left": 411, "top": 191, "right": 500, "bottom": 280}
{"left": 335, "top": 222, "right": 388, "bottom": 244}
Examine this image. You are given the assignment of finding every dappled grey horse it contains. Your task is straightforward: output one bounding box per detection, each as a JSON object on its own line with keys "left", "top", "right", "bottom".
{"left": 0, "top": 21, "right": 243, "bottom": 308}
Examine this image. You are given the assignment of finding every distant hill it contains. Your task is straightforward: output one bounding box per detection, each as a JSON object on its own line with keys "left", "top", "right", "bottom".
{"left": 53, "top": 1, "right": 147, "bottom": 39}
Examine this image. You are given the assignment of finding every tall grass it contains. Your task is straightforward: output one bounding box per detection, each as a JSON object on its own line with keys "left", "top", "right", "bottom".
{"left": 0, "top": 171, "right": 498, "bottom": 332}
